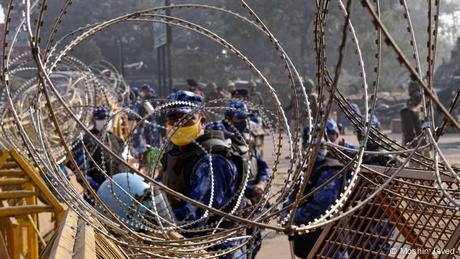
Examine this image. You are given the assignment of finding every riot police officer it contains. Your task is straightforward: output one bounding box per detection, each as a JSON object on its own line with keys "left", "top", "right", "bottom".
{"left": 72, "top": 106, "right": 126, "bottom": 193}
{"left": 288, "top": 137, "right": 348, "bottom": 258}
{"left": 325, "top": 118, "right": 357, "bottom": 158}
{"left": 132, "top": 84, "right": 160, "bottom": 148}
{"left": 158, "top": 90, "right": 244, "bottom": 256}
{"left": 352, "top": 115, "right": 394, "bottom": 258}
{"left": 400, "top": 81, "right": 424, "bottom": 147}
{"left": 207, "top": 100, "right": 269, "bottom": 203}
{"left": 207, "top": 100, "right": 269, "bottom": 258}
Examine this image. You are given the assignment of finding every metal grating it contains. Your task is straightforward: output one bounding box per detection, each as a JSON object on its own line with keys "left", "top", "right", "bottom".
{"left": 308, "top": 167, "right": 460, "bottom": 259}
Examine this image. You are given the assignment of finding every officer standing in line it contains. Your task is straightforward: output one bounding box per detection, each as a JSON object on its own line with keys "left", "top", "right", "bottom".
{"left": 293, "top": 77, "right": 319, "bottom": 154}
{"left": 248, "top": 81, "right": 264, "bottom": 107}
{"left": 286, "top": 77, "right": 318, "bottom": 122}
{"left": 206, "top": 100, "right": 269, "bottom": 258}
{"left": 158, "top": 90, "right": 244, "bottom": 257}
{"left": 206, "top": 100, "right": 269, "bottom": 203}
{"left": 303, "top": 118, "right": 357, "bottom": 158}
{"left": 400, "top": 81, "right": 424, "bottom": 147}
{"left": 351, "top": 114, "right": 394, "bottom": 258}
{"left": 230, "top": 88, "right": 266, "bottom": 156}
{"left": 71, "top": 106, "right": 126, "bottom": 194}
{"left": 288, "top": 137, "right": 349, "bottom": 258}
{"left": 304, "top": 77, "right": 318, "bottom": 120}
{"left": 325, "top": 118, "right": 357, "bottom": 156}
{"left": 354, "top": 114, "right": 395, "bottom": 165}
{"left": 133, "top": 84, "right": 160, "bottom": 148}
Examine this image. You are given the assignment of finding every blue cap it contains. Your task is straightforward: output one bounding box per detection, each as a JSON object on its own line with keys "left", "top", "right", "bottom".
{"left": 356, "top": 114, "right": 381, "bottom": 134}
{"left": 93, "top": 106, "right": 110, "bottom": 119}
{"left": 326, "top": 119, "right": 338, "bottom": 135}
{"left": 140, "top": 84, "right": 151, "bottom": 92}
{"left": 225, "top": 100, "right": 249, "bottom": 118}
{"left": 166, "top": 90, "right": 204, "bottom": 117}
{"left": 135, "top": 146, "right": 147, "bottom": 155}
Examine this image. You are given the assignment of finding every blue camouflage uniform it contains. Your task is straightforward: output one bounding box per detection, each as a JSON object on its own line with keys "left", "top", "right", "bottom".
{"left": 326, "top": 118, "right": 358, "bottom": 157}
{"left": 159, "top": 90, "right": 242, "bottom": 258}
{"left": 206, "top": 120, "right": 269, "bottom": 199}
{"left": 206, "top": 100, "right": 268, "bottom": 259}
{"left": 303, "top": 119, "right": 358, "bottom": 156}
{"left": 165, "top": 153, "right": 239, "bottom": 222}
{"left": 288, "top": 138, "right": 349, "bottom": 258}
{"left": 289, "top": 167, "right": 343, "bottom": 226}
{"left": 71, "top": 106, "right": 126, "bottom": 204}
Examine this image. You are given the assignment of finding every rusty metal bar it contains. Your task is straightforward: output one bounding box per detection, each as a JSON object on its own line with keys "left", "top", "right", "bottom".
{"left": 362, "top": 165, "right": 455, "bottom": 182}
{"left": 439, "top": 222, "right": 460, "bottom": 259}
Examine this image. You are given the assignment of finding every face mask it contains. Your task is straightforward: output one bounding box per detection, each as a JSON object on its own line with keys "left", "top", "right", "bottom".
{"left": 166, "top": 118, "right": 202, "bottom": 146}
{"left": 316, "top": 149, "right": 327, "bottom": 161}
{"left": 94, "top": 119, "right": 109, "bottom": 131}
{"left": 233, "top": 120, "right": 247, "bottom": 133}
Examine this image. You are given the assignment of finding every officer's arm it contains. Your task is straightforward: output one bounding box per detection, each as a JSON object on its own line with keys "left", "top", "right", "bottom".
{"left": 294, "top": 169, "right": 341, "bottom": 225}
{"left": 343, "top": 141, "right": 358, "bottom": 150}
{"left": 255, "top": 154, "right": 269, "bottom": 183}
{"left": 283, "top": 183, "right": 299, "bottom": 216}
{"left": 173, "top": 155, "right": 237, "bottom": 222}
{"left": 340, "top": 140, "right": 358, "bottom": 157}
{"left": 69, "top": 140, "right": 86, "bottom": 174}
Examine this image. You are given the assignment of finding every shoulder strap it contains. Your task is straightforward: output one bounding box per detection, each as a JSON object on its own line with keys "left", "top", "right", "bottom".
{"left": 198, "top": 130, "right": 230, "bottom": 154}
{"left": 314, "top": 157, "right": 343, "bottom": 172}
{"left": 304, "top": 158, "right": 343, "bottom": 195}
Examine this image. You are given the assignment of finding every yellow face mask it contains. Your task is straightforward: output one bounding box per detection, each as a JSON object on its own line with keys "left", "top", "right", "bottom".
{"left": 166, "top": 117, "right": 202, "bottom": 146}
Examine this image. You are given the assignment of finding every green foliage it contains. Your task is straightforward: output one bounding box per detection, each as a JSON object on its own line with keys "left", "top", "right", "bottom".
{"left": 0, "top": 0, "right": 455, "bottom": 94}
{"left": 40, "top": 0, "right": 156, "bottom": 75}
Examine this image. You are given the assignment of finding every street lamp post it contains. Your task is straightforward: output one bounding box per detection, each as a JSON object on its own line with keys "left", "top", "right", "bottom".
{"left": 154, "top": 0, "right": 172, "bottom": 97}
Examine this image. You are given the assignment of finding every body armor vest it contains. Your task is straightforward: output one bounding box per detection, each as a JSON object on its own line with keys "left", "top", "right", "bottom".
{"left": 293, "top": 157, "right": 344, "bottom": 258}
{"left": 160, "top": 130, "right": 248, "bottom": 210}
{"left": 303, "top": 157, "right": 343, "bottom": 205}
{"left": 232, "top": 134, "right": 259, "bottom": 183}
{"left": 222, "top": 119, "right": 260, "bottom": 182}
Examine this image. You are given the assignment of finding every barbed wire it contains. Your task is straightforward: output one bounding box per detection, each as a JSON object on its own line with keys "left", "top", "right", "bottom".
{"left": 0, "top": 0, "right": 459, "bottom": 257}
